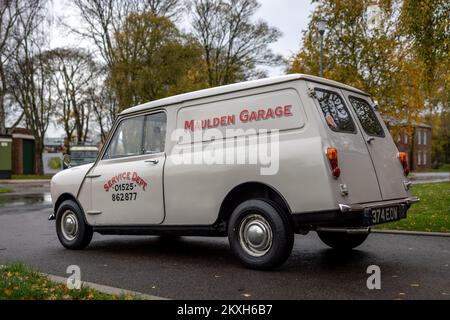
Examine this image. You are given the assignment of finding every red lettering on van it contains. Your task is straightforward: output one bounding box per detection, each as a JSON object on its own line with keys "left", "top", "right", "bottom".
{"left": 185, "top": 120, "right": 195, "bottom": 131}
{"left": 103, "top": 172, "right": 149, "bottom": 192}
{"left": 185, "top": 105, "right": 294, "bottom": 130}
{"left": 284, "top": 105, "right": 293, "bottom": 116}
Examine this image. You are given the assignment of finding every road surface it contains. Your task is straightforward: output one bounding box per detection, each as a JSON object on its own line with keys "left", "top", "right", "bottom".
{"left": 0, "top": 191, "right": 449, "bottom": 300}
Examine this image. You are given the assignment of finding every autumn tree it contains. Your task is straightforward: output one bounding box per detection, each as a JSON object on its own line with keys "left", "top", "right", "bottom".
{"left": 190, "top": 0, "right": 282, "bottom": 86}
{"left": 0, "top": 0, "right": 45, "bottom": 134}
{"left": 65, "top": 0, "right": 185, "bottom": 132}
{"left": 290, "top": 1, "right": 403, "bottom": 113}
{"left": 69, "top": 0, "right": 185, "bottom": 69}
{"left": 8, "top": 0, "right": 52, "bottom": 174}
{"left": 399, "top": 0, "right": 449, "bottom": 165}
{"left": 111, "top": 12, "right": 206, "bottom": 111}
{"left": 45, "top": 48, "right": 99, "bottom": 152}
{"left": 88, "top": 78, "right": 117, "bottom": 143}
{"left": 289, "top": 0, "right": 448, "bottom": 163}
{"left": 399, "top": 0, "right": 449, "bottom": 113}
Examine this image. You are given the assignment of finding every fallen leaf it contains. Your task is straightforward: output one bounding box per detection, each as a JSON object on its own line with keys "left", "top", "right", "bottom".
{"left": 410, "top": 284, "right": 420, "bottom": 287}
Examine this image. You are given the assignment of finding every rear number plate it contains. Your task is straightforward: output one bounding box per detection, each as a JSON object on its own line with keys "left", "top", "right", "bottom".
{"left": 369, "top": 205, "right": 405, "bottom": 225}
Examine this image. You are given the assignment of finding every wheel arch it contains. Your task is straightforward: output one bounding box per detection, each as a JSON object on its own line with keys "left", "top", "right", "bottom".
{"left": 54, "top": 193, "right": 89, "bottom": 224}
{"left": 216, "top": 182, "right": 292, "bottom": 227}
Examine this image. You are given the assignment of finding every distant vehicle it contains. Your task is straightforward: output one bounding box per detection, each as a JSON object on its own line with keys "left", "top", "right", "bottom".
{"left": 67, "top": 146, "right": 99, "bottom": 168}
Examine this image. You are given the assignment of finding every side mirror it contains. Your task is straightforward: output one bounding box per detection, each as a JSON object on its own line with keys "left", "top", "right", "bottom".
{"left": 63, "top": 154, "right": 71, "bottom": 170}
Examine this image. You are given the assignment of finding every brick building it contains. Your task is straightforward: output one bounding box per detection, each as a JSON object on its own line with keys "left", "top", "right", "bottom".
{"left": 388, "top": 122, "right": 432, "bottom": 171}
{"left": 11, "top": 128, "right": 36, "bottom": 175}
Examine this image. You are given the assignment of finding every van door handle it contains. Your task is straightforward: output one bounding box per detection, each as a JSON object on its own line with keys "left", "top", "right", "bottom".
{"left": 86, "top": 174, "right": 102, "bottom": 179}
{"left": 145, "top": 159, "right": 159, "bottom": 165}
{"left": 366, "top": 137, "right": 375, "bottom": 144}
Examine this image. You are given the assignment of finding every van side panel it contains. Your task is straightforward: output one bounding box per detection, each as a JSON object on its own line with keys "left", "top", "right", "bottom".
{"left": 177, "top": 89, "right": 305, "bottom": 141}
{"left": 163, "top": 81, "right": 337, "bottom": 225}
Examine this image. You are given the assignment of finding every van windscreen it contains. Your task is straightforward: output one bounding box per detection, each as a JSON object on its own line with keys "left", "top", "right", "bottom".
{"left": 349, "top": 97, "right": 385, "bottom": 137}
{"left": 315, "top": 89, "right": 356, "bottom": 133}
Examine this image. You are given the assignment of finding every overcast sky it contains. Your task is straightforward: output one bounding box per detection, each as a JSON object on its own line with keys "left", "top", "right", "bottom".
{"left": 258, "top": 0, "right": 315, "bottom": 74}
{"left": 47, "top": 0, "right": 316, "bottom": 137}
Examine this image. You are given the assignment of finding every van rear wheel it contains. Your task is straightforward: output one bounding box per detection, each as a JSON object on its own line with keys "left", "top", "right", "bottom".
{"left": 317, "top": 231, "right": 368, "bottom": 250}
{"left": 228, "top": 199, "right": 294, "bottom": 270}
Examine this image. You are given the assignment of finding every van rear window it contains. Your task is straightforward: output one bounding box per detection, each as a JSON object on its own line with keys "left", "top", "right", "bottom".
{"left": 349, "top": 97, "right": 385, "bottom": 137}
{"left": 315, "top": 89, "right": 356, "bottom": 133}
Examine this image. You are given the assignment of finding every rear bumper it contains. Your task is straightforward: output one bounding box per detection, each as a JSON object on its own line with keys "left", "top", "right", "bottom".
{"left": 292, "top": 197, "right": 420, "bottom": 230}
{"left": 338, "top": 197, "right": 420, "bottom": 213}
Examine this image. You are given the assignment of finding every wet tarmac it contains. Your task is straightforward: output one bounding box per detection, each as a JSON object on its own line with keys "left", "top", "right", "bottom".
{"left": 0, "top": 193, "right": 52, "bottom": 215}
{"left": 0, "top": 182, "right": 449, "bottom": 299}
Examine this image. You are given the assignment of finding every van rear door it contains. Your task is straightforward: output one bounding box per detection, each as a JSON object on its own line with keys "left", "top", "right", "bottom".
{"left": 341, "top": 91, "right": 409, "bottom": 200}
{"left": 307, "top": 82, "right": 382, "bottom": 204}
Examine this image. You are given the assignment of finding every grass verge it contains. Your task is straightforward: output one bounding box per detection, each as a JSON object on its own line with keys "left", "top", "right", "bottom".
{"left": 432, "top": 164, "right": 450, "bottom": 173}
{"left": 0, "top": 263, "right": 137, "bottom": 300}
{"left": 0, "top": 188, "right": 13, "bottom": 193}
{"left": 377, "top": 181, "right": 450, "bottom": 233}
{"left": 11, "top": 175, "right": 52, "bottom": 180}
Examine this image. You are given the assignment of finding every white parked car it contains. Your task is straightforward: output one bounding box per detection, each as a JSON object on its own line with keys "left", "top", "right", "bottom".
{"left": 50, "top": 74, "right": 419, "bottom": 270}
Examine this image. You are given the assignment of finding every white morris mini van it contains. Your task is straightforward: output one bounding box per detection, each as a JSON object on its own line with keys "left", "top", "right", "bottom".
{"left": 50, "top": 74, "right": 419, "bottom": 270}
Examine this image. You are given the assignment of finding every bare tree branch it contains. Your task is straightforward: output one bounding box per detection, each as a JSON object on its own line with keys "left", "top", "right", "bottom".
{"left": 190, "top": 0, "right": 282, "bottom": 86}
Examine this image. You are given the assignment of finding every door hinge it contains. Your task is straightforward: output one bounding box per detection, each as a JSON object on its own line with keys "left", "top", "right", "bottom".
{"left": 340, "top": 184, "right": 349, "bottom": 197}
{"left": 307, "top": 88, "right": 317, "bottom": 98}
{"left": 403, "top": 181, "right": 412, "bottom": 191}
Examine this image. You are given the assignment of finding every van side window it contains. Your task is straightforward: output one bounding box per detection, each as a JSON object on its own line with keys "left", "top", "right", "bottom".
{"left": 104, "top": 116, "right": 144, "bottom": 159}
{"left": 315, "top": 89, "right": 356, "bottom": 133}
{"left": 143, "top": 112, "right": 167, "bottom": 154}
{"left": 349, "top": 97, "right": 385, "bottom": 137}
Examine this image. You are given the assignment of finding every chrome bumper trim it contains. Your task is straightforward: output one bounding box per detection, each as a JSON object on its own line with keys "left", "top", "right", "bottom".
{"left": 339, "top": 197, "right": 420, "bottom": 214}
{"left": 405, "top": 197, "right": 420, "bottom": 205}
{"left": 316, "top": 227, "right": 371, "bottom": 235}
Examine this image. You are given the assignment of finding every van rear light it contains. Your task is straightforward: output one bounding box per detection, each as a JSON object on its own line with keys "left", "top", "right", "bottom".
{"left": 327, "top": 148, "right": 341, "bottom": 178}
{"left": 398, "top": 152, "right": 410, "bottom": 176}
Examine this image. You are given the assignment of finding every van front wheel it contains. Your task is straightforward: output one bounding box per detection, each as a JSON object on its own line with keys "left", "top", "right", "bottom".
{"left": 56, "top": 200, "right": 93, "bottom": 250}
{"left": 228, "top": 199, "right": 294, "bottom": 270}
{"left": 317, "top": 231, "right": 368, "bottom": 250}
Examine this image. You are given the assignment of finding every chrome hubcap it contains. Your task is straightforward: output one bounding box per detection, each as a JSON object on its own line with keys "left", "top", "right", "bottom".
{"left": 61, "top": 210, "right": 79, "bottom": 241}
{"left": 239, "top": 214, "right": 273, "bottom": 257}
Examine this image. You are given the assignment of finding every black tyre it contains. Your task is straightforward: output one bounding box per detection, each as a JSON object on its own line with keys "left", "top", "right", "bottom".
{"left": 317, "top": 231, "right": 369, "bottom": 250}
{"left": 228, "top": 199, "right": 294, "bottom": 270}
{"left": 56, "top": 200, "right": 93, "bottom": 250}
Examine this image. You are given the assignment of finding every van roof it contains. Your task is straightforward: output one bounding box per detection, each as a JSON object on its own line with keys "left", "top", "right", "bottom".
{"left": 120, "top": 74, "right": 370, "bottom": 116}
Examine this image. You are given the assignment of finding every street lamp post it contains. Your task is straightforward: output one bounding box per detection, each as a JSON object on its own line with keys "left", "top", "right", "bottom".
{"left": 317, "top": 19, "right": 327, "bottom": 78}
